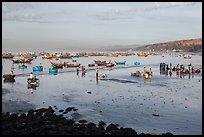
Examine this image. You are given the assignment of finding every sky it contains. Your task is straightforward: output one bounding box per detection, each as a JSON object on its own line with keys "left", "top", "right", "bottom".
{"left": 2, "top": 2, "right": 202, "bottom": 52}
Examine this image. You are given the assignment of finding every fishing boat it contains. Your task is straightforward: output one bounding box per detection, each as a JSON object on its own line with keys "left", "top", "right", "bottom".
{"left": 49, "top": 68, "right": 58, "bottom": 73}
{"left": 115, "top": 61, "right": 126, "bottom": 65}
{"left": 64, "top": 63, "right": 81, "bottom": 68}
{"left": 106, "top": 63, "right": 115, "bottom": 67}
{"left": 183, "top": 55, "right": 192, "bottom": 59}
{"left": 2, "top": 53, "right": 14, "bottom": 59}
{"left": 19, "top": 65, "right": 27, "bottom": 69}
{"left": 12, "top": 59, "right": 32, "bottom": 64}
{"left": 33, "top": 66, "right": 43, "bottom": 72}
{"left": 61, "top": 54, "right": 72, "bottom": 59}
{"left": 137, "top": 53, "right": 148, "bottom": 57}
{"left": 42, "top": 55, "right": 53, "bottom": 59}
{"left": 21, "top": 54, "right": 36, "bottom": 59}
{"left": 50, "top": 61, "right": 64, "bottom": 68}
{"left": 88, "top": 63, "right": 95, "bottom": 67}
{"left": 94, "top": 60, "right": 107, "bottom": 66}
{"left": 134, "top": 62, "right": 141, "bottom": 66}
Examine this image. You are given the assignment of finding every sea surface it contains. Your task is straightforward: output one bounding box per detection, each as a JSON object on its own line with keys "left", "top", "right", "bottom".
{"left": 2, "top": 52, "right": 202, "bottom": 135}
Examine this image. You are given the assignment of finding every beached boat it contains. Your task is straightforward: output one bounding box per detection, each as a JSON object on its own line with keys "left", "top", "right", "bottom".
{"left": 12, "top": 59, "right": 32, "bottom": 64}
{"left": 183, "top": 56, "right": 192, "bottom": 59}
{"left": 115, "top": 61, "right": 126, "bottom": 65}
{"left": 94, "top": 60, "right": 107, "bottom": 66}
{"left": 21, "top": 54, "right": 37, "bottom": 59}
{"left": 94, "top": 60, "right": 106, "bottom": 64}
{"left": 107, "top": 54, "right": 119, "bottom": 57}
{"left": 19, "top": 65, "right": 27, "bottom": 69}
{"left": 137, "top": 53, "right": 148, "bottom": 57}
{"left": 49, "top": 68, "right": 58, "bottom": 73}
{"left": 134, "top": 62, "right": 141, "bottom": 66}
{"left": 50, "top": 61, "right": 64, "bottom": 68}
{"left": 60, "top": 54, "right": 72, "bottom": 59}
{"left": 106, "top": 63, "right": 115, "bottom": 67}
{"left": 42, "top": 55, "right": 53, "bottom": 59}
{"left": 2, "top": 53, "right": 14, "bottom": 59}
{"left": 64, "top": 63, "right": 81, "bottom": 68}
{"left": 88, "top": 63, "right": 95, "bottom": 67}
{"left": 33, "top": 66, "right": 43, "bottom": 72}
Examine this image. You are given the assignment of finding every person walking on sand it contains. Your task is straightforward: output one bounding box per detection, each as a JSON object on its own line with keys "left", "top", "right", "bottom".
{"left": 76, "top": 67, "right": 79, "bottom": 75}
{"left": 96, "top": 68, "right": 99, "bottom": 78}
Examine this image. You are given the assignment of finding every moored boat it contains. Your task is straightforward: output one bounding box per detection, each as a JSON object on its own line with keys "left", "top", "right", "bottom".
{"left": 19, "top": 65, "right": 27, "bottom": 69}
{"left": 2, "top": 53, "right": 14, "bottom": 59}
{"left": 115, "top": 61, "right": 126, "bottom": 65}
{"left": 49, "top": 68, "right": 58, "bottom": 73}
{"left": 137, "top": 53, "right": 148, "bottom": 57}
{"left": 106, "top": 63, "right": 115, "bottom": 67}
{"left": 64, "top": 63, "right": 81, "bottom": 68}
{"left": 88, "top": 63, "right": 95, "bottom": 67}
{"left": 50, "top": 61, "right": 64, "bottom": 68}
{"left": 33, "top": 66, "right": 43, "bottom": 72}
{"left": 12, "top": 59, "right": 32, "bottom": 64}
{"left": 94, "top": 60, "right": 107, "bottom": 66}
{"left": 183, "top": 55, "right": 192, "bottom": 59}
{"left": 134, "top": 62, "right": 141, "bottom": 66}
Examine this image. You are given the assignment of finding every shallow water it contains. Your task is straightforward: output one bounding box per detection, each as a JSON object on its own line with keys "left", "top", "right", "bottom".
{"left": 2, "top": 53, "right": 202, "bottom": 135}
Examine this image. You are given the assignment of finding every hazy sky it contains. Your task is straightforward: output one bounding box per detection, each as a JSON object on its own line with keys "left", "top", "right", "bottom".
{"left": 2, "top": 2, "right": 202, "bottom": 52}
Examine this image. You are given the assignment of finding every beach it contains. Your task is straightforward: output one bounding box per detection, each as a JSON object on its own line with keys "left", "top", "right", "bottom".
{"left": 2, "top": 52, "right": 202, "bottom": 135}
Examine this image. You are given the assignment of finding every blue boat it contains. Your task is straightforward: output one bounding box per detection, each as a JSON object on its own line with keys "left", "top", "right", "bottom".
{"left": 33, "top": 66, "right": 43, "bottom": 72}
{"left": 134, "top": 62, "right": 141, "bottom": 66}
{"left": 49, "top": 68, "right": 58, "bottom": 74}
{"left": 115, "top": 61, "right": 126, "bottom": 65}
{"left": 19, "top": 65, "right": 27, "bottom": 69}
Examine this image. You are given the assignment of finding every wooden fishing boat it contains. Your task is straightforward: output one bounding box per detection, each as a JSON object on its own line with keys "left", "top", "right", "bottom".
{"left": 61, "top": 54, "right": 72, "bottom": 59}
{"left": 115, "top": 61, "right": 126, "bottom": 65}
{"left": 88, "top": 63, "right": 95, "bottom": 67}
{"left": 21, "top": 54, "right": 36, "bottom": 59}
{"left": 137, "top": 53, "right": 148, "bottom": 57}
{"left": 183, "top": 56, "right": 192, "bottom": 59}
{"left": 12, "top": 59, "right": 32, "bottom": 64}
{"left": 50, "top": 61, "right": 64, "bottom": 68}
{"left": 42, "top": 55, "right": 53, "bottom": 59}
{"left": 106, "top": 63, "right": 115, "bottom": 67}
{"left": 94, "top": 60, "right": 107, "bottom": 66}
{"left": 64, "top": 63, "right": 81, "bottom": 68}
{"left": 2, "top": 53, "right": 14, "bottom": 59}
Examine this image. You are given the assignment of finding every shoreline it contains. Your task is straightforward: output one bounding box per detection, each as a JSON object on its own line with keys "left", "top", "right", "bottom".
{"left": 2, "top": 106, "right": 173, "bottom": 135}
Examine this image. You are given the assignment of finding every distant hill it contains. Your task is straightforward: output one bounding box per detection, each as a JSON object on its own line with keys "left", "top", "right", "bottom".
{"left": 136, "top": 38, "right": 202, "bottom": 52}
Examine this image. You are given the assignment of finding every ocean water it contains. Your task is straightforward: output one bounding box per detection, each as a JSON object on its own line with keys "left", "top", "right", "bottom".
{"left": 2, "top": 53, "right": 202, "bottom": 135}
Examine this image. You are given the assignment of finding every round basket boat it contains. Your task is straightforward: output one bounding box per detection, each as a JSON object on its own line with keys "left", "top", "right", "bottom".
{"left": 19, "top": 65, "right": 27, "bottom": 69}
{"left": 134, "top": 62, "right": 140, "bottom": 66}
{"left": 49, "top": 68, "right": 58, "bottom": 73}
{"left": 33, "top": 66, "right": 43, "bottom": 72}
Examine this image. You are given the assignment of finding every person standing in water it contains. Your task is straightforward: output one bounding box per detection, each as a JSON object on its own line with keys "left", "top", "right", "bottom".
{"left": 76, "top": 67, "right": 79, "bottom": 75}
{"left": 96, "top": 68, "right": 99, "bottom": 78}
